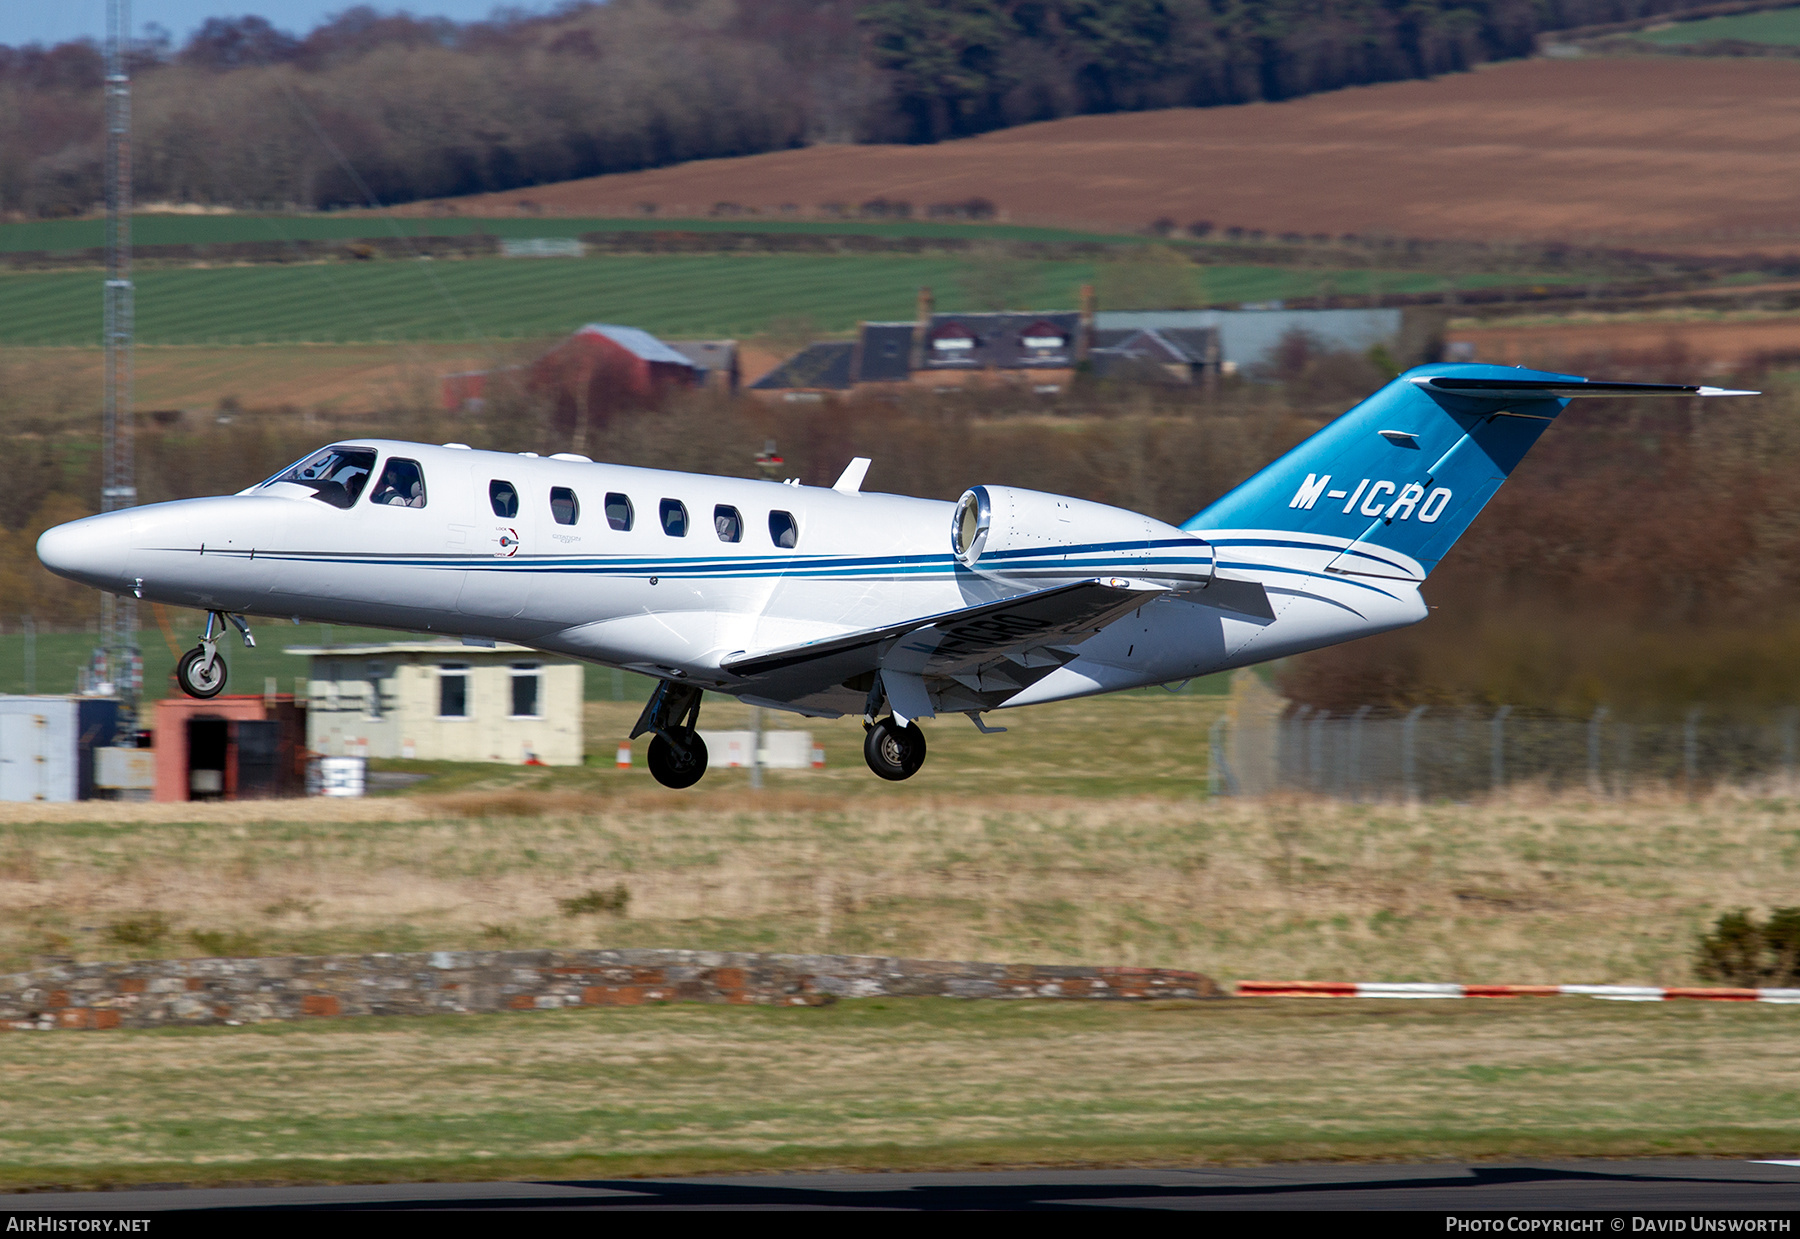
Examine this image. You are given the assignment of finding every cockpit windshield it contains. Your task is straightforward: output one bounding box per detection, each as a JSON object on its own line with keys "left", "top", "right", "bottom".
{"left": 263, "top": 447, "right": 377, "bottom": 509}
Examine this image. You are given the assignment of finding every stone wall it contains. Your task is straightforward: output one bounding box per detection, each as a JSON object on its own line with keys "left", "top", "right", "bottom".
{"left": 1, "top": 950, "right": 1220, "bottom": 1031}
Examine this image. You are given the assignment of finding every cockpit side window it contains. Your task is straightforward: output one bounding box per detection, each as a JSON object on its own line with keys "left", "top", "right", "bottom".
{"left": 265, "top": 447, "right": 377, "bottom": 510}
{"left": 371, "top": 458, "right": 427, "bottom": 508}
{"left": 489, "top": 480, "right": 520, "bottom": 519}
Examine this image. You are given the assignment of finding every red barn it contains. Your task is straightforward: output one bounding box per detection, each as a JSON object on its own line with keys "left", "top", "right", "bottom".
{"left": 441, "top": 324, "right": 703, "bottom": 435}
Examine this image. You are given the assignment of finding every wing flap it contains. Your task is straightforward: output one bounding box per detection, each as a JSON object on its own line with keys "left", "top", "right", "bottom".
{"left": 722, "top": 579, "right": 1161, "bottom": 692}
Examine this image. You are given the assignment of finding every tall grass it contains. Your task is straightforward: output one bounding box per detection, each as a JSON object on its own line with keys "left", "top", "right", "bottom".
{"left": 6, "top": 777, "right": 1798, "bottom": 987}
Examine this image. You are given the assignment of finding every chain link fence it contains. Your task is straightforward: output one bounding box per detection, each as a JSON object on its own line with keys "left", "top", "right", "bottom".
{"left": 1211, "top": 703, "right": 1800, "bottom": 800}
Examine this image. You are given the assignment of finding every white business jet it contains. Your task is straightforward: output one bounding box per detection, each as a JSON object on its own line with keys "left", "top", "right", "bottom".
{"left": 38, "top": 364, "right": 1751, "bottom": 787}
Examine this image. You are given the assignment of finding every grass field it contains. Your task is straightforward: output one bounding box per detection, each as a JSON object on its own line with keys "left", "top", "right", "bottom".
{"left": 1, "top": 998, "right": 1797, "bottom": 1186}
{"left": 5, "top": 695, "right": 1800, "bottom": 1185}
{"left": 0, "top": 214, "right": 1134, "bottom": 256}
{"left": 1637, "top": 7, "right": 1800, "bottom": 45}
{"left": 0, "top": 255, "right": 1493, "bottom": 346}
{"left": 1, "top": 729, "right": 1792, "bottom": 984}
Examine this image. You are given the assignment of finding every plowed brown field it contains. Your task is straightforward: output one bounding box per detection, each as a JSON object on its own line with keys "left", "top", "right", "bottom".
{"left": 425, "top": 58, "right": 1800, "bottom": 250}
{"left": 1, "top": 343, "right": 488, "bottom": 423}
{"left": 1448, "top": 312, "right": 1800, "bottom": 373}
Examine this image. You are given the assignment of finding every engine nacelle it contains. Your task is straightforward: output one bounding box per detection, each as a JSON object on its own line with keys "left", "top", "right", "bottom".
{"left": 950, "top": 485, "right": 1212, "bottom": 587}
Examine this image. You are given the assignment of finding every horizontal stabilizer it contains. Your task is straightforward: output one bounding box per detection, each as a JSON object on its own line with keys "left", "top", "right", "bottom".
{"left": 1414, "top": 376, "right": 1758, "bottom": 400}
{"left": 724, "top": 578, "right": 1160, "bottom": 693}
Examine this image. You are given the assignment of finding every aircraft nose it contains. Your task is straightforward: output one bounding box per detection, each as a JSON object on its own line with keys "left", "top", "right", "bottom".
{"left": 36, "top": 512, "right": 132, "bottom": 590}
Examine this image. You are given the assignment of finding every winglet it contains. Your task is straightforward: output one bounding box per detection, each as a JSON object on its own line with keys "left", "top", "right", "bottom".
{"left": 832, "top": 458, "right": 872, "bottom": 494}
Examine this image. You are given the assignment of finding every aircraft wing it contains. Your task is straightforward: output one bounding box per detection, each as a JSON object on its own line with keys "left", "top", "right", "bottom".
{"left": 723, "top": 579, "right": 1163, "bottom": 712}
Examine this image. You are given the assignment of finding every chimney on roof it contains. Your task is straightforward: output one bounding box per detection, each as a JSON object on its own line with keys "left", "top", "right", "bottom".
{"left": 912, "top": 285, "right": 934, "bottom": 370}
{"left": 1078, "top": 282, "right": 1097, "bottom": 360}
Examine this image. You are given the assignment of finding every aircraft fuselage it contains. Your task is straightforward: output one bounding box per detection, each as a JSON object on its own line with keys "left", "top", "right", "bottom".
{"left": 37, "top": 439, "right": 1425, "bottom": 719}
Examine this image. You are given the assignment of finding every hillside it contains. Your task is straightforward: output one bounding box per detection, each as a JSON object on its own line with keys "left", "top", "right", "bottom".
{"left": 422, "top": 58, "right": 1800, "bottom": 251}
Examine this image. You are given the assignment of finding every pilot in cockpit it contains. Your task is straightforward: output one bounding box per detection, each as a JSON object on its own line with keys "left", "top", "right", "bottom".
{"left": 370, "top": 457, "right": 428, "bottom": 509}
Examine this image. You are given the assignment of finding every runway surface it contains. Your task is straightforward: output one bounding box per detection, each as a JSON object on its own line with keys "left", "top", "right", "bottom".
{"left": 10, "top": 1160, "right": 1800, "bottom": 1210}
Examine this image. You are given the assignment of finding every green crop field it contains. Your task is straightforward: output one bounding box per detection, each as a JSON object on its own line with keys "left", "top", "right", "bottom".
{"left": 0, "top": 255, "right": 1501, "bottom": 346}
{"left": 1637, "top": 5, "right": 1800, "bottom": 44}
{"left": 0, "top": 214, "right": 1132, "bottom": 255}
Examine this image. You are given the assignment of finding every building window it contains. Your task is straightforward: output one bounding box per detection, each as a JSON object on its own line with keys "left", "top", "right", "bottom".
{"left": 371, "top": 457, "right": 428, "bottom": 508}
{"left": 714, "top": 504, "right": 742, "bottom": 543}
{"left": 365, "top": 663, "right": 388, "bottom": 720}
{"left": 489, "top": 480, "right": 519, "bottom": 519}
{"left": 605, "top": 493, "right": 633, "bottom": 531}
{"left": 1020, "top": 320, "right": 1068, "bottom": 353}
{"left": 929, "top": 323, "right": 977, "bottom": 362}
{"left": 550, "top": 487, "right": 579, "bottom": 526}
{"left": 659, "top": 498, "right": 688, "bottom": 537}
{"left": 769, "top": 510, "right": 798, "bottom": 549}
{"left": 438, "top": 664, "right": 469, "bottom": 718}
{"left": 510, "top": 663, "right": 541, "bottom": 718}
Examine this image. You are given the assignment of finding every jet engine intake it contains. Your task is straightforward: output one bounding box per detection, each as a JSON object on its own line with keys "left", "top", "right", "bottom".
{"left": 950, "top": 485, "right": 1213, "bottom": 588}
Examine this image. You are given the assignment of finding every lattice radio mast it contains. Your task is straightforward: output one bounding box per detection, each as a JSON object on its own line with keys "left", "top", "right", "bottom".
{"left": 99, "top": 0, "right": 139, "bottom": 731}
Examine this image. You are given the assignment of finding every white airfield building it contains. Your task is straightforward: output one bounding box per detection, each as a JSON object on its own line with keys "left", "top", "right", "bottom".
{"left": 290, "top": 641, "right": 584, "bottom": 766}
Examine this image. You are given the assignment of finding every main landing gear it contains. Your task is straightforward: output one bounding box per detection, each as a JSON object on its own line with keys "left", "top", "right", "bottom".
{"left": 859, "top": 672, "right": 927, "bottom": 781}
{"left": 175, "top": 611, "right": 255, "bottom": 699}
{"left": 863, "top": 716, "right": 927, "bottom": 781}
{"left": 632, "top": 680, "right": 709, "bottom": 789}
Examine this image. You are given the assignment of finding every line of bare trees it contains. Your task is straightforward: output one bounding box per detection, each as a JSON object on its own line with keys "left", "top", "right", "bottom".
{"left": 0, "top": 0, "right": 1736, "bottom": 220}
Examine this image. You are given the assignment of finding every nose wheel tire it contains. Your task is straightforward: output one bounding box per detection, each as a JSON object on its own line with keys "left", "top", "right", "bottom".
{"left": 864, "top": 717, "right": 927, "bottom": 781}
{"left": 176, "top": 646, "right": 227, "bottom": 699}
{"left": 647, "top": 727, "right": 708, "bottom": 789}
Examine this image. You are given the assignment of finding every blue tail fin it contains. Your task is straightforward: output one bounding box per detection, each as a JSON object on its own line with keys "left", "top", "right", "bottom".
{"left": 1185, "top": 363, "right": 1605, "bottom": 581}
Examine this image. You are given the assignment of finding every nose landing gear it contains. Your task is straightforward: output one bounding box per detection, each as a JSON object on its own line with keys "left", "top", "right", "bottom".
{"left": 174, "top": 611, "right": 255, "bottom": 699}
{"left": 632, "top": 680, "right": 709, "bottom": 789}
{"left": 864, "top": 716, "right": 927, "bottom": 781}
{"left": 176, "top": 645, "right": 226, "bottom": 698}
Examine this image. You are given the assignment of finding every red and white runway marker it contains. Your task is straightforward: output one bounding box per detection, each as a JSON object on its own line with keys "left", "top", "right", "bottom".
{"left": 1235, "top": 980, "right": 1800, "bottom": 1003}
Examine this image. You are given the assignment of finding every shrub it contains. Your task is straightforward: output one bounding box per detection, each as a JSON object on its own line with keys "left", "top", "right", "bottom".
{"left": 1696, "top": 908, "right": 1800, "bottom": 986}
{"left": 106, "top": 914, "right": 171, "bottom": 949}
{"left": 558, "top": 884, "right": 631, "bottom": 917}
{"left": 188, "top": 929, "right": 261, "bottom": 958}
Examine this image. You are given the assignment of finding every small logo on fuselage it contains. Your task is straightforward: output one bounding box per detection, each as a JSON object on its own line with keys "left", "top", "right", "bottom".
{"left": 1289, "top": 474, "right": 1451, "bottom": 522}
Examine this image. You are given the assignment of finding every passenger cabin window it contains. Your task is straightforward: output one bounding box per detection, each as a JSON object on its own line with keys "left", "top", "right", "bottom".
{"left": 489, "top": 480, "right": 519, "bottom": 519}
{"left": 714, "top": 505, "right": 742, "bottom": 543}
{"left": 371, "top": 457, "right": 427, "bottom": 508}
{"left": 510, "top": 663, "right": 541, "bottom": 718}
{"left": 605, "top": 493, "right": 633, "bottom": 531}
{"left": 550, "top": 487, "right": 579, "bottom": 526}
{"left": 769, "top": 510, "right": 799, "bottom": 549}
{"left": 438, "top": 664, "right": 469, "bottom": 718}
{"left": 266, "top": 447, "right": 376, "bottom": 509}
{"left": 659, "top": 499, "right": 688, "bottom": 537}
